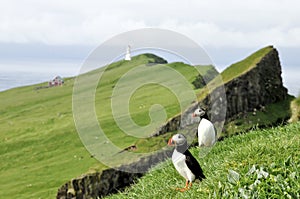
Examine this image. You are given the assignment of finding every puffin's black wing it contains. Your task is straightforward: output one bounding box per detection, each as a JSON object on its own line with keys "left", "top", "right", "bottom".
{"left": 184, "top": 150, "right": 206, "bottom": 180}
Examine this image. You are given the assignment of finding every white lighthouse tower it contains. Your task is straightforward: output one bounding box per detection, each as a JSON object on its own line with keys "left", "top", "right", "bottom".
{"left": 124, "top": 45, "right": 131, "bottom": 61}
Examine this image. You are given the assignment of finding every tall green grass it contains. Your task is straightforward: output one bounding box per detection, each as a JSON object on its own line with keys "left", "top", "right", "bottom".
{"left": 107, "top": 122, "right": 300, "bottom": 199}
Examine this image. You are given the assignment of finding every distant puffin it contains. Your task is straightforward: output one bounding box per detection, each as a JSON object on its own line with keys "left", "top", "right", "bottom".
{"left": 168, "top": 134, "right": 206, "bottom": 192}
{"left": 193, "top": 108, "right": 216, "bottom": 147}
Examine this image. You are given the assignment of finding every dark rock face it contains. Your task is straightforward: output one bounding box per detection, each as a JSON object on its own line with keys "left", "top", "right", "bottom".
{"left": 56, "top": 170, "right": 141, "bottom": 199}
{"left": 224, "top": 48, "right": 287, "bottom": 119}
{"left": 56, "top": 149, "right": 172, "bottom": 199}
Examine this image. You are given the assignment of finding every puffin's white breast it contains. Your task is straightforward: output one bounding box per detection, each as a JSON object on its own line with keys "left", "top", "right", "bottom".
{"left": 172, "top": 149, "right": 195, "bottom": 182}
{"left": 198, "top": 118, "right": 216, "bottom": 147}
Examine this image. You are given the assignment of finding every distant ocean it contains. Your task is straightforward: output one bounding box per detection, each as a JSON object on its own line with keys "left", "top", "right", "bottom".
{"left": 0, "top": 61, "right": 80, "bottom": 92}
{"left": 0, "top": 61, "right": 299, "bottom": 97}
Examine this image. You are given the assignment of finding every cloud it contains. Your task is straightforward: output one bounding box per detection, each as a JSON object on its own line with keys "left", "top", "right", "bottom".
{"left": 0, "top": 0, "right": 300, "bottom": 48}
{"left": 161, "top": 22, "right": 300, "bottom": 48}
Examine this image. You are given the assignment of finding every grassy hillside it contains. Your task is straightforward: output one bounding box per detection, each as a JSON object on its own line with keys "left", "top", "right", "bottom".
{"left": 107, "top": 122, "right": 300, "bottom": 199}
{"left": 0, "top": 54, "right": 209, "bottom": 199}
{"left": 0, "top": 79, "right": 101, "bottom": 198}
{"left": 93, "top": 55, "right": 203, "bottom": 151}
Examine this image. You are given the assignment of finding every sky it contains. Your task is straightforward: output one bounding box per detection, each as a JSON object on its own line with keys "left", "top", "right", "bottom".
{"left": 0, "top": 0, "right": 299, "bottom": 95}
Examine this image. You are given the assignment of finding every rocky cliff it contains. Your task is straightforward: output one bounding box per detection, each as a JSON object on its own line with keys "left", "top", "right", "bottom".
{"left": 224, "top": 46, "right": 287, "bottom": 119}
{"left": 152, "top": 46, "right": 288, "bottom": 137}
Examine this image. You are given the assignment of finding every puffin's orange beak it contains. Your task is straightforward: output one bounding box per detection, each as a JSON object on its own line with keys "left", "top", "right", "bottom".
{"left": 168, "top": 138, "right": 174, "bottom": 146}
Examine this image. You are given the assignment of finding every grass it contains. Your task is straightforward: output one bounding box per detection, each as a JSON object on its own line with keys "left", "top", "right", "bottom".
{"left": 107, "top": 122, "right": 300, "bottom": 199}
{"left": 93, "top": 56, "right": 203, "bottom": 151}
{"left": 0, "top": 80, "right": 101, "bottom": 198}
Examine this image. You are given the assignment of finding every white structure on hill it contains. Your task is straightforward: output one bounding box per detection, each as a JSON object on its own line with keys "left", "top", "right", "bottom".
{"left": 124, "top": 45, "right": 131, "bottom": 61}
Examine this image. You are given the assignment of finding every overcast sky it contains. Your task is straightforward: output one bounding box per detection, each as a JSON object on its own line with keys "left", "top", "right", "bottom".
{"left": 0, "top": 0, "right": 299, "bottom": 94}
{"left": 1, "top": 0, "right": 300, "bottom": 46}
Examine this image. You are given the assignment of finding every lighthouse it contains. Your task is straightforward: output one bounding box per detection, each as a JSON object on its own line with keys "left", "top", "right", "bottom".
{"left": 124, "top": 45, "right": 131, "bottom": 61}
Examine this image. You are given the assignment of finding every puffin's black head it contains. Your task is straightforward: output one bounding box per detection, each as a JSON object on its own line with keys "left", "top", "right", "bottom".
{"left": 168, "top": 134, "right": 188, "bottom": 153}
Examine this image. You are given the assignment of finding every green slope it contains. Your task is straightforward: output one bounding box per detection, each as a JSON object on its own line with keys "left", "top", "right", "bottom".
{"left": 221, "top": 45, "right": 273, "bottom": 83}
{"left": 0, "top": 79, "right": 101, "bottom": 198}
{"left": 93, "top": 55, "right": 202, "bottom": 150}
{"left": 107, "top": 122, "right": 300, "bottom": 199}
{"left": 0, "top": 54, "right": 208, "bottom": 198}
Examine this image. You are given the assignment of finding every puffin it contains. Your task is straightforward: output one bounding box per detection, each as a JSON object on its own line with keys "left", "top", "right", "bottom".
{"left": 168, "top": 133, "right": 206, "bottom": 192}
{"left": 192, "top": 108, "right": 216, "bottom": 147}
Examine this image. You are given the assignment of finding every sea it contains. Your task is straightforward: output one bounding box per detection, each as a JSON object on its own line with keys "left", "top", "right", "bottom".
{"left": 0, "top": 61, "right": 299, "bottom": 97}
{"left": 0, "top": 61, "right": 81, "bottom": 92}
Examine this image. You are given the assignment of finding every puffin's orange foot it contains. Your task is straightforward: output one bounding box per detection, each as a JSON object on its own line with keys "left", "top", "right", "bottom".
{"left": 175, "top": 187, "right": 189, "bottom": 192}
{"left": 175, "top": 181, "right": 192, "bottom": 192}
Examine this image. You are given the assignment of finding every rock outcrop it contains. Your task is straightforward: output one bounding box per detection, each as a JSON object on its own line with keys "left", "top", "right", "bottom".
{"left": 57, "top": 170, "right": 141, "bottom": 199}
{"left": 57, "top": 149, "right": 172, "bottom": 199}
{"left": 151, "top": 46, "right": 288, "bottom": 137}
{"left": 224, "top": 47, "right": 287, "bottom": 119}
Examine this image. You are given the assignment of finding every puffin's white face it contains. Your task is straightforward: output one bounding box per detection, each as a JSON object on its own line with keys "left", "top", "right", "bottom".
{"left": 192, "top": 108, "right": 205, "bottom": 117}
{"left": 168, "top": 134, "right": 186, "bottom": 146}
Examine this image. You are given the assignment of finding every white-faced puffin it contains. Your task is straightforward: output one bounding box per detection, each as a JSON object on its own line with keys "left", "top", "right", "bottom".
{"left": 168, "top": 133, "right": 206, "bottom": 192}
{"left": 192, "top": 108, "right": 216, "bottom": 147}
